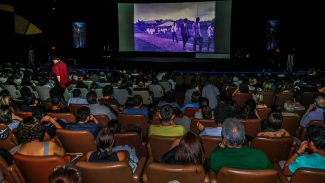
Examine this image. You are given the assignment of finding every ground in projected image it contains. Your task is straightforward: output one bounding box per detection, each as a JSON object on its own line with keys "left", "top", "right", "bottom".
{"left": 134, "top": 2, "right": 215, "bottom": 52}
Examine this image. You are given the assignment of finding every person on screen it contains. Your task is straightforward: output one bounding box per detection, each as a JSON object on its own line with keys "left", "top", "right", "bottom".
{"left": 192, "top": 17, "right": 202, "bottom": 52}
{"left": 180, "top": 18, "right": 189, "bottom": 50}
{"left": 171, "top": 21, "right": 178, "bottom": 43}
{"left": 207, "top": 23, "right": 214, "bottom": 51}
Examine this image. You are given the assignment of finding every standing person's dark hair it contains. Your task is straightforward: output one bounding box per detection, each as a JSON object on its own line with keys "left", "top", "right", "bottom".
{"left": 51, "top": 56, "right": 69, "bottom": 100}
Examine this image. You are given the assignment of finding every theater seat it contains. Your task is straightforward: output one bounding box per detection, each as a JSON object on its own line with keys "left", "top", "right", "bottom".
{"left": 0, "top": 124, "right": 18, "bottom": 150}
{"left": 215, "top": 167, "right": 278, "bottom": 183}
{"left": 47, "top": 112, "right": 76, "bottom": 123}
{"left": 148, "top": 135, "right": 180, "bottom": 162}
{"left": 143, "top": 157, "right": 209, "bottom": 183}
{"left": 0, "top": 156, "right": 26, "bottom": 183}
{"left": 14, "top": 111, "right": 32, "bottom": 119}
{"left": 114, "top": 132, "right": 147, "bottom": 158}
{"left": 201, "top": 136, "right": 222, "bottom": 158}
{"left": 13, "top": 154, "right": 66, "bottom": 183}
{"left": 76, "top": 156, "right": 146, "bottom": 183}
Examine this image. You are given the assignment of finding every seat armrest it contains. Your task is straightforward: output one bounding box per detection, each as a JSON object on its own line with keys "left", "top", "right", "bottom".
{"left": 133, "top": 157, "right": 147, "bottom": 183}
{"left": 142, "top": 157, "right": 154, "bottom": 183}
{"left": 209, "top": 170, "right": 217, "bottom": 183}
{"left": 203, "top": 170, "right": 210, "bottom": 183}
{"left": 273, "top": 163, "right": 289, "bottom": 183}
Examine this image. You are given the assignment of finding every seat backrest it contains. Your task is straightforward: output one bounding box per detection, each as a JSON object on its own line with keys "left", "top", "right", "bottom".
{"left": 149, "top": 85, "right": 164, "bottom": 98}
{"left": 201, "top": 136, "right": 222, "bottom": 158}
{"left": 256, "top": 108, "right": 272, "bottom": 121}
{"left": 69, "top": 104, "right": 88, "bottom": 117}
{"left": 93, "top": 115, "right": 109, "bottom": 126}
{"left": 241, "top": 119, "right": 261, "bottom": 137}
{"left": 113, "top": 89, "right": 129, "bottom": 105}
{"left": 0, "top": 123, "right": 18, "bottom": 150}
{"left": 190, "top": 118, "right": 218, "bottom": 134}
{"left": 275, "top": 92, "right": 294, "bottom": 108}
{"left": 117, "top": 114, "right": 148, "bottom": 135}
{"left": 0, "top": 156, "right": 26, "bottom": 183}
{"left": 114, "top": 132, "right": 146, "bottom": 158}
{"left": 184, "top": 107, "right": 200, "bottom": 118}
{"left": 282, "top": 115, "right": 300, "bottom": 136}
{"left": 226, "top": 86, "right": 237, "bottom": 97}
{"left": 4, "top": 85, "right": 21, "bottom": 99}
{"left": 35, "top": 86, "right": 51, "bottom": 101}
{"left": 262, "top": 91, "right": 275, "bottom": 107}
{"left": 232, "top": 93, "right": 252, "bottom": 108}
{"left": 148, "top": 135, "right": 179, "bottom": 162}
{"left": 216, "top": 167, "right": 278, "bottom": 183}
{"left": 251, "top": 136, "right": 293, "bottom": 162}
{"left": 302, "top": 92, "right": 318, "bottom": 109}
{"left": 76, "top": 160, "right": 133, "bottom": 183}
{"left": 159, "top": 81, "right": 172, "bottom": 92}
{"left": 13, "top": 154, "right": 65, "bottom": 183}
{"left": 132, "top": 90, "right": 152, "bottom": 105}
{"left": 56, "top": 129, "right": 96, "bottom": 154}
{"left": 95, "top": 89, "right": 103, "bottom": 99}
{"left": 14, "top": 111, "right": 32, "bottom": 119}
{"left": 145, "top": 163, "right": 208, "bottom": 183}
{"left": 291, "top": 168, "right": 325, "bottom": 183}
{"left": 47, "top": 112, "right": 76, "bottom": 123}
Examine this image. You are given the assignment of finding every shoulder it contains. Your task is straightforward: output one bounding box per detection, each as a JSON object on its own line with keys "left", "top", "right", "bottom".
{"left": 117, "top": 151, "right": 129, "bottom": 161}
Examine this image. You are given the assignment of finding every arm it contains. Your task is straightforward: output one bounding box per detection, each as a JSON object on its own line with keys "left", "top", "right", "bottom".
{"left": 283, "top": 141, "right": 308, "bottom": 176}
{"left": 42, "top": 115, "right": 62, "bottom": 129}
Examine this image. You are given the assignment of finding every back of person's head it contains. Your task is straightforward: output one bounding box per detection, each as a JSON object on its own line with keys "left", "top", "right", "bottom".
{"left": 315, "top": 94, "right": 325, "bottom": 108}
{"left": 307, "top": 125, "right": 325, "bottom": 150}
{"left": 0, "top": 90, "right": 10, "bottom": 97}
{"left": 133, "top": 95, "right": 143, "bottom": 106}
{"left": 32, "top": 108, "right": 45, "bottom": 120}
{"left": 86, "top": 91, "right": 97, "bottom": 104}
{"left": 242, "top": 99, "right": 256, "bottom": 119}
{"left": 0, "top": 94, "right": 11, "bottom": 106}
{"left": 283, "top": 100, "right": 295, "bottom": 112}
{"left": 76, "top": 106, "right": 90, "bottom": 122}
{"left": 102, "top": 85, "right": 114, "bottom": 97}
{"left": 191, "top": 91, "right": 201, "bottom": 103}
{"left": 96, "top": 128, "right": 115, "bottom": 159}
{"left": 199, "top": 97, "right": 209, "bottom": 108}
{"left": 199, "top": 97, "right": 212, "bottom": 119}
{"left": 20, "top": 86, "right": 32, "bottom": 98}
{"left": 159, "top": 104, "right": 174, "bottom": 123}
{"left": 16, "top": 116, "right": 44, "bottom": 144}
{"left": 107, "top": 119, "right": 121, "bottom": 133}
{"left": 50, "top": 88, "right": 59, "bottom": 99}
{"left": 49, "top": 165, "right": 82, "bottom": 183}
{"left": 89, "top": 82, "right": 97, "bottom": 90}
{"left": 164, "top": 91, "right": 175, "bottom": 103}
{"left": 51, "top": 96, "right": 61, "bottom": 106}
{"left": 175, "top": 132, "right": 207, "bottom": 170}
{"left": 72, "top": 89, "right": 81, "bottom": 98}
{"left": 266, "top": 112, "right": 283, "bottom": 131}
{"left": 0, "top": 105, "right": 12, "bottom": 124}
{"left": 239, "top": 83, "right": 249, "bottom": 93}
{"left": 222, "top": 118, "right": 245, "bottom": 147}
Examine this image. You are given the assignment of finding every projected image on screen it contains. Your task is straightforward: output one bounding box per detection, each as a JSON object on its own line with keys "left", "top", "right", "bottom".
{"left": 134, "top": 2, "right": 215, "bottom": 52}
{"left": 73, "top": 22, "right": 87, "bottom": 48}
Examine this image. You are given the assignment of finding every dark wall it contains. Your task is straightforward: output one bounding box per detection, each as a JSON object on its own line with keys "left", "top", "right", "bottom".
{"left": 1, "top": 0, "right": 322, "bottom": 70}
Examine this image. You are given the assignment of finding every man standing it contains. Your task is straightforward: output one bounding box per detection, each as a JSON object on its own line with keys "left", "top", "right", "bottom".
{"left": 51, "top": 56, "right": 69, "bottom": 99}
{"left": 192, "top": 17, "right": 202, "bottom": 52}
{"left": 171, "top": 21, "right": 178, "bottom": 43}
{"left": 207, "top": 23, "right": 214, "bottom": 51}
{"left": 180, "top": 18, "right": 189, "bottom": 51}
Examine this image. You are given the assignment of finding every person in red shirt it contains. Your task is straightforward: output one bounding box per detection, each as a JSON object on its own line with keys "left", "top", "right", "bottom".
{"left": 51, "top": 56, "right": 69, "bottom": 98}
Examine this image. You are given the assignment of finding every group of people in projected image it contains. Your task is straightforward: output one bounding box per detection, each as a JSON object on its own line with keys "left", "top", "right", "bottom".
{"left": 137, "top": 17, "right": 214, "bottom": 52}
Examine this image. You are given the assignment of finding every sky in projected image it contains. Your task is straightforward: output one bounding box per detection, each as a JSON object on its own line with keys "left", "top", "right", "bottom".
{"left": 134, "top": 2, "right": 215, "bottom": 52}
{"left": 134, "top": 2, "right": 215, "bottom": 23}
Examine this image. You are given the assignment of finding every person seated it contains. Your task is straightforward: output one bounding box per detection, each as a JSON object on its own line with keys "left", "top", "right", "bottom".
{"left": 232, "top": 83, "right": 250, "bottom": 96}
{"left": 194, "top": 97, "right": 214, "bottom": 119}
{"left": 181, "top": 91, "right": 200, "bottom": 113}
{"left": 258, "top": 112, "right": 290, "bottom": 137}
{"left": 98, "top": 85, "right": 121, "bottom": 111}
{"left": 241, "top": 99, "right": 260, "bottom": 120}
{"left": 209, "top": 118, "right": 272, "bottom": 173}
{"left": 86, "top": 91, "right": 116, "bottom": 120}
{"left": 157, "top": 91, "right": 180, "bottom": 109}
{"left": 300, "top": 94, "right": 325, "bottom": 127}
{"left": 184, "top": 79, "right": 200, "bottom": 105}
{"left": 162, "top": 132, "right": 208, "bottom": 171}
{"left": 122, "top": 95, "right": 149, "bottom": 118}
{"left": 0, "top": 105, "right": 20, "bottom": 130}
{"left": 282, "top": 100, "right": 301, "bottom": 118}
{"left": 283, "top": 125, "right": 325, "bottom": 176}
{"left": 16, "top": 116, "right": 65, "bottom": 156}
{"left": 149, "top": 104, "right": 186, "bottom": 137}
{"left": 49, "top": 165, "right": 82, "bottom": 183}
{"left": 85, "top": 128, "right": 128, "bottom": 162}
{"left": 67, "top": 89, "right": 88, "bottom": 106}
{"left": 47, "top": 96, "right": 71, "bottom": 113}
{"left": 64, "top": 106, "right": 101, "bottom": 138}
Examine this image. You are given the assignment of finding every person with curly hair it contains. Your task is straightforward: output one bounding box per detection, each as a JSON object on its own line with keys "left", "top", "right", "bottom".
{"left": 49, "top": 165, "right": 82, "bottom": 183}
{"left": 16, "top": 116, "right": 64, "bottom": 156}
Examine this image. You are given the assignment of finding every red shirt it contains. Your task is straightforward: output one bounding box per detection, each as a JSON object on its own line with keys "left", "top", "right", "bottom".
{"left": 52, "top": 61, "right": 69, "bottom": 88}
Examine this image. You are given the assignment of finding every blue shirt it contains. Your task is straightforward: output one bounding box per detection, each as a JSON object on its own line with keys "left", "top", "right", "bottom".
{"left": 64, "top": 122, "right": 101, "bottom": 137}
{"left": 181, "top": 103, "right": 200, "bottom": 113}
{"left": 300, "top": 108, "right": 324, "bottom": 127}
{"left": 123, "top": 107, "right": 149, "bottom": 118}
{"left": 8, "top": 120, "right": 20, "bottom": 130}
{"left": 289, "top": 153, "right": 325, "bottom": 173}
{"left": 68, "top": 97, "right": 88, "bottom": 106}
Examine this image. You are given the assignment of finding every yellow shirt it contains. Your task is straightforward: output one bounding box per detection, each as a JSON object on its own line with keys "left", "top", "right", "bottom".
{"left": 148, "top": 125, "right": 186, "bottom": 137}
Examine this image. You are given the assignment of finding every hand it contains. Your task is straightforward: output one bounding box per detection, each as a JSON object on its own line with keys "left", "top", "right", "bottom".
{"left": 307, "top": 104, "right": 316, "bottom": 112}
{"left": 197, "top": 122, "right": 205, "bottom": 132}
{"left": 297, "top": 141, "right": 309, "bottom": 154}
{"left": 41, "top": 115, "right": 52, "bottom": 122}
